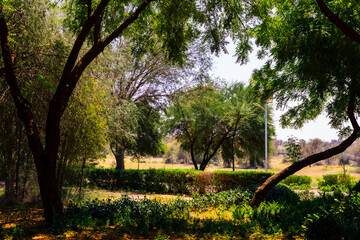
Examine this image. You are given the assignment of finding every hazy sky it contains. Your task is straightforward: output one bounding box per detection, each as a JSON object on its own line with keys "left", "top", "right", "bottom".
{"left": 211, "top": 45, "right": 340, "bottom": 142}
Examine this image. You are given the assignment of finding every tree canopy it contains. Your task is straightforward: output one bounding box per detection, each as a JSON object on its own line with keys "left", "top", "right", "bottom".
{"left": 165, "top": 81, "right": 274, "bottom": 171}
{"left": 250, "top": 0, "right": 360, "bottom": 206}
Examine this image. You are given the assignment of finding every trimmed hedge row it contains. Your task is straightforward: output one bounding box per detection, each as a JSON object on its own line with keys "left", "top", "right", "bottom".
{"left": 65, "top": 168, "right": 275, "bottom": 194}
{"left": 280, "top": 175, "right": 312, "bottom": 189}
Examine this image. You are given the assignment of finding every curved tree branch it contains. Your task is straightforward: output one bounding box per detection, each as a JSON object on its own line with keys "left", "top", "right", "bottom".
{"left": 250, "top": 96, "right": 360, "bottom": 207}
{"left": 315, "top": 0, "right": 360, "bottom": 44}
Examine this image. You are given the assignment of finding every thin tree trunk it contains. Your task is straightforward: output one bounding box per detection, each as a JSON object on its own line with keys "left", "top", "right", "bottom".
{"left": 113, "top": 145, "right": 125, "bottom": 170}
{"left": 190, "top": 144, "right": 198, "bottom": 170}
{"left": 79, "top": 157, "right": 86, "bottom": 192}
{"left": 22, "top": 150, "right": 31, "bottom": 200}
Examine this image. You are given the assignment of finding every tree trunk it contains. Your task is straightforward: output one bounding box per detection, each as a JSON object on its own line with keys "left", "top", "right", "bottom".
{"left": 113, "top": 145, "right": 125, "bottom": 170}
{"left": 200, "top": 157, "right": 210, "bottom": 171}
{"left": 250, "top": 130, "right": 359, "bottom": 207}
{"left": 4, "top": 151, "right": 15, "bottom": 202}
{"left": 190, "top": 145, "right": 198, "bottom": 170}
{"left": 34, "top": 154, "right": 63, "bottom": 225}
{"left": 79, "top": 157, "right": 86, "bottom": 192}
{"left": 223, "top": 158, "right": 231, "bottom": 168}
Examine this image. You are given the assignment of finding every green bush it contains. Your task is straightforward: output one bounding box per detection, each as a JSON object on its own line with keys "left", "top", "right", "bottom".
{"left": 212, "top": 170, "right": 274, "bottom": 192}
{"left": 65, "top": 168, "right": 275, "bottom": 194}
{"left": 302, "top": 193, "right": 360, "bottom": 240}
{"left": 318, "top": 174, "right": 356, "bottom": 193}
{"left": 191, "top": 188, "right": 252, "bottom": 210}
{"left": 64, "top": 196, "right": 190, "bottom": 234}
{"left": 264, "top": 185, "right": 300, "bottom": 204}
{"left": 280, "top": 175, "right": 312, "bottom": 190}
{"left": 84, "top": 168, "right": 200, "bottom": 194}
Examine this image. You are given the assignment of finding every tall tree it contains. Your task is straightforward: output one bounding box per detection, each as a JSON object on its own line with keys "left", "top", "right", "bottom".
{"left": 0, "top": 0, "right": 255, "bottom": 224}
{"left": 250, "top": 0, "right": 360, "bottom": 207}
{"left": 103, "top": 42, "right": 208, "bottom": 169}
{"left": 165, "top": 82, "right": 272, "bottom": 170}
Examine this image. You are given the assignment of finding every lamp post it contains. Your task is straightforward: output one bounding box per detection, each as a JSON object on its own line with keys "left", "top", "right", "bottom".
{"left": 255, "top": 99, "right": 272, "bottom": 172}
{"left": 264, "top": 103, "right": 268, "bottom": 172}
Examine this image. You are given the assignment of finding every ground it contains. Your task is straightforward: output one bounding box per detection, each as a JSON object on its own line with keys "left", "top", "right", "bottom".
{"left": 0, "top": 155, "right": 359, "bottom": 239}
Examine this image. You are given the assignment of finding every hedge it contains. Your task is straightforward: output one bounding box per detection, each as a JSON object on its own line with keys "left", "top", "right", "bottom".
{"left": 212, "top": 170, "right": 274, "bottom": 192}
{"left": 65, "top": 168, "right": 275, "bottom": 194}
{"left": 280, "top": 175, "right": 312, "bottom": 189}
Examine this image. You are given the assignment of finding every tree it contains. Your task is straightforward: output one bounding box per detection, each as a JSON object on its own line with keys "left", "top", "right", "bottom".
{"left": 250, "top": 0, "right": 360, "bottom": 207}
{"left": 1, "top": 0, "right": 255, "bottom": 224}
{"left": 104, "top": 42, "right": 208, "bottom": 169}
{"left": 165, "top": 81, "right": 272, "bottom": 170}
{"left": 221, "top": 83, "right": 274, "bottom": 169}
{"left": 283, "top": 137, "right": 302, "bottom": 163}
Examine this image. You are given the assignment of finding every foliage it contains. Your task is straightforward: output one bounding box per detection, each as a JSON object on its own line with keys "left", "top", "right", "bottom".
{"left": 191, "top": 188, "right": 252, "bottom": 210}
{"left": 165, "top": 81, "right": 274, "bottom": 170}
{"left": 318, "top": 174, "right": 356, "bottom": 193}
{"left": 283, "top": 137, "right": 302, "bottom": 163}
{"left": 66, "top": 168, "right": 275, "bottom": 194}
{"left": 302, "top": 193, "right": 360, "bottom": 240}
{"left": 280, "top": 175, "right": 312, "bottom": 190}
{"left": 64, "top": 196, "right": 190, "bottom": 234}
{"left": 252, "top": 0, "right": 360, "bottom": 134}
{"left": 212, "top": 170, "right": 274, "bottom": 192}
{"left": 4, "top": 187, "right": 360, "bottom": 239}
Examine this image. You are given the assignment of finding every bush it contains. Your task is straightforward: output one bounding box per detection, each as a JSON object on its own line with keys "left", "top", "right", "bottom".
{"left": 191, "top": 188, "right": 252, "bottom": 210}
{"left": 302, "top": 193, "right": 360, "bottom": 240}
{"left": 264, "top": 185, "right": 300, "bottom": 204}
{"left": 212, "top": 170, "right": 274, "bottom": 192}
{"left": 83, "top": 168, "right": 200, "bottom": 194}
{"left": 64, "top": 196, "right": 191, "bottom": 234}
{"left": 280, "top": 175, "right": 312, "bottom": 190}
{"left": 65, "top": 168, "right": 275, "bottom": 195}
{"left": 318, "top": 174, "right": 356, "bottom": 193}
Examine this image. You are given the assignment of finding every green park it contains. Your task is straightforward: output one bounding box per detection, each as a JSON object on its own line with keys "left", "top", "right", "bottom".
{"left": 1, "top": 0, "right": 360, "bottom": 239}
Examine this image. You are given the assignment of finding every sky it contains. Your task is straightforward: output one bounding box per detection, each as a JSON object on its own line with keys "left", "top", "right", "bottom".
{"left": 211, "top": 45, "right": 340, "bottom": 142}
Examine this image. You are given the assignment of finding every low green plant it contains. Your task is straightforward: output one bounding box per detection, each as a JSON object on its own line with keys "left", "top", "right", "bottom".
{"left": 302, "top": 193, "right": 360, "bottom": 239}
{"left": 280, "top": 175, "right": 312, "bottom": 190}
{"left": 191, "top": 188, "right": 252, "bottom": 210}
{"left": 318, "top": 174, "right": 356, "bottom": 193}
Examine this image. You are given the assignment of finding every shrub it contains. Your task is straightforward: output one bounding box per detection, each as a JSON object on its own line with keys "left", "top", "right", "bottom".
{"left": 302, "top": 193, "right": 360, "bottom": 240}
{"left": 212, "top": 170, "right": 274, "bottom": 192}
{"left": 191, "top": 188, "right": 252, "bottom": 210}
{"left": 318, "top": 174, "right": 356, "bottom": 193}
{"left": 264, "top": 185, "right": 300, "bottom": 204}
{"left": 280, "top": 175, "right": 312, "bottom": 190}
{"left": 64, "top": 196, "right": 191, "bottom": 234}
{"left": 65, "top": 168, "right": 275, "bottom": 194}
